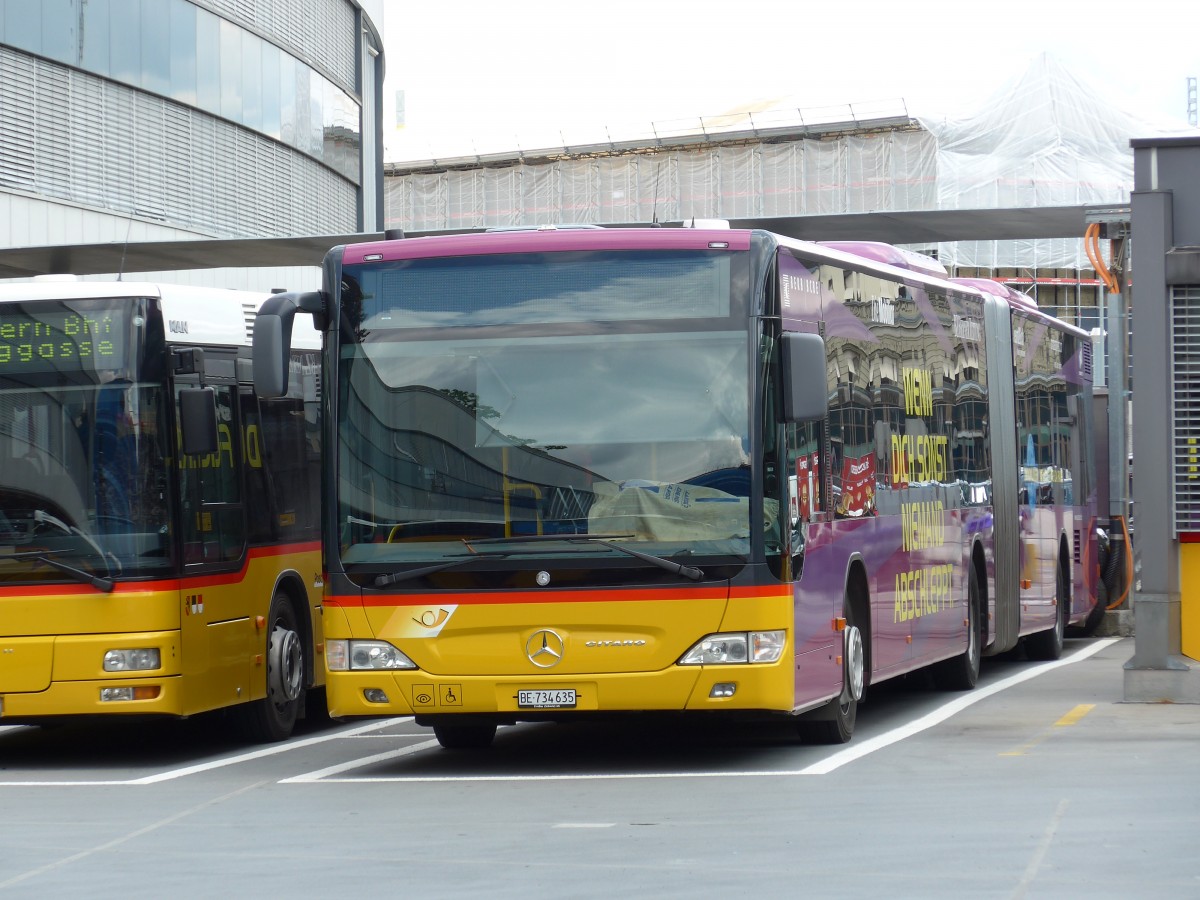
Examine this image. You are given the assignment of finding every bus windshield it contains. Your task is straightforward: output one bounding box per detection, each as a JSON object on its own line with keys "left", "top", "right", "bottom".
{"left": 337, "top": 248, "right": 753, "bottom": 570}
{"left": 0, "top": 297, "right": 170, "bottom": 583}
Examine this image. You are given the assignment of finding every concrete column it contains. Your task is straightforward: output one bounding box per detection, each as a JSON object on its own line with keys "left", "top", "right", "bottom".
{"left": 1125, "top": 139, "right": 1200, "bottom": 702}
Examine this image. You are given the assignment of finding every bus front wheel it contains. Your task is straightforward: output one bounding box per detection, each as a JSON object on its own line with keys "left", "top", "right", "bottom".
{"left": 234, "top": 591, "right": 305, "bottom": 742}
{"left": 798, "top": 595, "right": 862, "bottom": 744}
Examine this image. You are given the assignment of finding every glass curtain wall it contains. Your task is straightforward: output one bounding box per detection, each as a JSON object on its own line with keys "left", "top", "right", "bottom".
{"left": 0, "top": 0, "right": 361, "bottom": 182}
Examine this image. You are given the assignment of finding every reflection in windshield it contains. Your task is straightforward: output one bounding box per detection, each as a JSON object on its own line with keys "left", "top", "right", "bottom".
{"left": 0, "top": 381, "right": 170, "bottom": 583}
{"left": 337, "top": 331, "right": 753, "bottom": 567}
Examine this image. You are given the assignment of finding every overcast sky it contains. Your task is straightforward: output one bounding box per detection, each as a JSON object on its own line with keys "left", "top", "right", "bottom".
{"left": 379, "top": 0, "right": 1198, "bottom": 162}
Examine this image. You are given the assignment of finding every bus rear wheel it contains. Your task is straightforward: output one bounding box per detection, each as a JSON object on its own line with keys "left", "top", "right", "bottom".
{"left": 234, "top": 592, "right": 304, "bottom": 742}
{"left": 932, "top": 564, "right": 982, "bottom": 690}
{"left": 1025, "top": 562, "right": 1068, "bottom": 661}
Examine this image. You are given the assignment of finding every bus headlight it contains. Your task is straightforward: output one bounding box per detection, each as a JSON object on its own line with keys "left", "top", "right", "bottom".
{"left": 679, "top": 631, "right": 786, "bottom": 665}
{"left": 326, "top": 639, "right": 417, "bottom": 671}
{"left": 103, "top": 648, "right": 161, "bottom": 672}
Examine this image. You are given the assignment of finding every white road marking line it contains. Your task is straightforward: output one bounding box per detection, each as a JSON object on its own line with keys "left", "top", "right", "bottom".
{"left": 1012, "top": 798, "right": 1070, "bottom": 899}
{"left": 0, "top": 717, "right": 414, "bottom": 787}
{"left": 280, "top": 737, "right": 442, "bottom": 782}
{"left": 799, "top": 638, "right": 1118, "bottom": 776}
{"left": 287, "top": 638, "right": 1120, "bottom": 783}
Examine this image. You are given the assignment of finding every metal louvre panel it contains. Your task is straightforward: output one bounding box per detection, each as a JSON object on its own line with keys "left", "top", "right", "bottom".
{"left": 164, "top": 105, "right": 195, "bottom": 226}
{"left": 102, "top": 88, "right": 138, "bottom": 214}
{"left": 134, "top": 95, "right": 168, "bottom": 221}
{"left": 70, "top": 76, "right": 107, "bottom": 207}
{"left": 34, "top": 59, "right": 72, "bottom": 198}
{"left": 212, "top": 119, "right": 242, "bottom": 236}
{"left": 191, "top": 114, "right": 220, "bottom": 229}
{"left": 0, "top": 50, "right": 36, "bottom": 190}
{"left": 1172, "top": 285, "right": 1200, "bottom": 534}
{"left": 235, "top": 128, "right": 260, "bottom": 234}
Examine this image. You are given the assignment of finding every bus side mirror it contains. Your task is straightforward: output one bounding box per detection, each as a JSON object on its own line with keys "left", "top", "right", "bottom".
{"left": 252, "top": 291, "right": 323, "bottom": 398}
{"left": 780, "top": 332, "right": 828, "bottom": 422}
{"left": 179, "top": 387, "right": 218, "bottom": 456}
{"left": 252, "top": 313, "right": 287, "bottom": 398}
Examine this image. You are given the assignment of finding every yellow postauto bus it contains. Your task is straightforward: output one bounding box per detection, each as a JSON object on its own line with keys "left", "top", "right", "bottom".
{"left": 0, "top": 280, "right": 322, "bottom": 741}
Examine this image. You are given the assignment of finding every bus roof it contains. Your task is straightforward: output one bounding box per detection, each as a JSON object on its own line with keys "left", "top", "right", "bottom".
{"left": 816, "top": 241, "right": 949, "bottom": 278}
{"left": 334, "top": 227, "right": 1087, "bottom": 338}
{"left": 0, "top": 280, "right": 320, "bottom": 350}
{"left": 340, "top": 227, "right": 753, "bottom": 265}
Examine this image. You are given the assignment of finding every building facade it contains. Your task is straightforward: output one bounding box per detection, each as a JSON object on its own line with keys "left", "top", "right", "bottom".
{"left": 0, "top": 0, "right": 384, "bottom": 291}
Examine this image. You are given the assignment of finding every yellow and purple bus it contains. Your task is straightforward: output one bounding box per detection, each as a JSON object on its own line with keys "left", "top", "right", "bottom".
{"left": 254, "top": 226, "right": 1101, "bottom": 748}
{"left": 0, "top": 280, "right": 322, "bottom": 741}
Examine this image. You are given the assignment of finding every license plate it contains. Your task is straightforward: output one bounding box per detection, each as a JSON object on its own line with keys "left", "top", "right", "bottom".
{"left": 518, "top": 689, "right": 576, "bottom": 709}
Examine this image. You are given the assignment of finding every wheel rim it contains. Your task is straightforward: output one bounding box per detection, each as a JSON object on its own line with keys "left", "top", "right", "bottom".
{"left": 843, "top": 625, "right": 865, "bottom": 702}
{"left": 269, "top": 625, "right": 303, "bottom": 704}
{"left": 968, "top": 597, "right": 980, "bottom": 667}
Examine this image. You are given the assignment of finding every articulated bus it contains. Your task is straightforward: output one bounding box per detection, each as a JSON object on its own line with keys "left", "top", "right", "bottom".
{"left": 0, "top": 280, "right": 322, "bottom": 741}
{"left": 254, "top": 226, "right": 1100, "bottom": 748}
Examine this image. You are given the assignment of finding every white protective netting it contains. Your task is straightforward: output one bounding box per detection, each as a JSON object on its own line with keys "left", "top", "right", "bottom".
{"left": 917, "top": 53, "right": 1171, "bottom": 268}
{"left": 385, "top": 54, "right": 1187, "bottom": 270}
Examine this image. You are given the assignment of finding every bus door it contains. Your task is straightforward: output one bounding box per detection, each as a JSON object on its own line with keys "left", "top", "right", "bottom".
{"left": 174, "top": 365, "right": 249, "bottom": 713}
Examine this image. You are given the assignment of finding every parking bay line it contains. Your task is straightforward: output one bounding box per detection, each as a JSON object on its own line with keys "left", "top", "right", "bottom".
{"left": 285, "top": 638, "right": 1120, "bottom": 784}
{"left": 0, "top": 718, "right": 410, "bottom": 787}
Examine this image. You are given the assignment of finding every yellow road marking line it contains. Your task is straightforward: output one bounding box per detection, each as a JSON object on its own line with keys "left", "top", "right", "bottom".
{"left": 1001, "top": 704, "right": 1096, "bottom": 756}
{"left": 1055, "top": 703, "right": 1095, "bottom": 726}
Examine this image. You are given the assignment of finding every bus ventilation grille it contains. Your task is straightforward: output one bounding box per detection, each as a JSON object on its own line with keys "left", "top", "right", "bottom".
{"left": 1073, "top": 529, "right": 1082, "bottom": 564}
{"left": 242, "top": 302, "right": 257, "bottom": 345}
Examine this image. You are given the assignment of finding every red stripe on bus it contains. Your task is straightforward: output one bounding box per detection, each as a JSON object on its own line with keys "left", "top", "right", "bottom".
{"left": 326, "top": 584, "right": 788, "bottom": 608}
{"left": 0, "top": 540, "right": 321, "bottom": 597}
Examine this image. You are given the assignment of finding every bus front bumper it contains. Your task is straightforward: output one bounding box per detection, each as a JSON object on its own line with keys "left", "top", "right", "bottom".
{"left": 0, "top": 676, "right": 187, "bottom": 720}
{"left": 325, "top": 663, "right": 796, "bottom": 719}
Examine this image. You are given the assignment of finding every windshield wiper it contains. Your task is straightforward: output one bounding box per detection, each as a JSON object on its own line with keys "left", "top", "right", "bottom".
{"left": 373, "top": 556, "right": 481, "bottom": 589}
{"left": 33, "top": 509, "right": 119, "bottom": 578}
{"left": 0, "top": 550, "right": 115, "bottom": 592}
{"left": 37, "top": 555, "right": 115, "bottom": 592}
{"left": 467, "top": 534, "right": 705, "bottom": 582}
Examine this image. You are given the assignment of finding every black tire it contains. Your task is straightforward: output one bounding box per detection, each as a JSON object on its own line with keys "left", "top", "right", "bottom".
{"left": 233, "top": 591, "right": 305, "bottom": 742}
{"left": 932, "top": 563, "right": 982, "bottom": 690}
{"left": 1025, "top": 562, "right": 1067, "bottom": 661}
{"left": 798, "top": 593, "right": 862, "bottom": 744}
{"left": 433, "top": 722, "right": 497, "bottom": 750}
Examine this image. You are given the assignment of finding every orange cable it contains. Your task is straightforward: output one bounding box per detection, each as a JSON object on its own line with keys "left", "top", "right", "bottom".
{"left": 1085, "top": 224, "right": 1120, "bottom": 294}
{"left": 1107, "top": 514, "right": 1133, "bottom": 610}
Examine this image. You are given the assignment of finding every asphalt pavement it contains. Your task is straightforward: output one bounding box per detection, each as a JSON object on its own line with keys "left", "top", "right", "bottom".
{"left": 0, "top": 635, "right": 1197, "bottom": 899}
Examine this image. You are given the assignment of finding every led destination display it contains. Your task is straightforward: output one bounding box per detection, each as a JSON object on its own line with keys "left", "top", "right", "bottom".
{"left": 0, "top": 302, "right": 127, "bottom": 374}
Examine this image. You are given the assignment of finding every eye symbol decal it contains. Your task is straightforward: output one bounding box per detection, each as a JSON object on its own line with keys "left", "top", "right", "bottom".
{"left": 413, "top": 608, "right": 450, "bottom": 628}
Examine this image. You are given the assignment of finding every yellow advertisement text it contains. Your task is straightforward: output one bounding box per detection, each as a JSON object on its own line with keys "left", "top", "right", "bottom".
{"left": 894, "top": 564, "right": 954, "bottom": 622}
{"left": 901, "top": 500, "right": 945, "bottom": 551}
{"left": 903, "top": 366, "right": 934, "bottom": 417}
{"left": 890, "top": 434, "right": 949, "bottom": 485}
